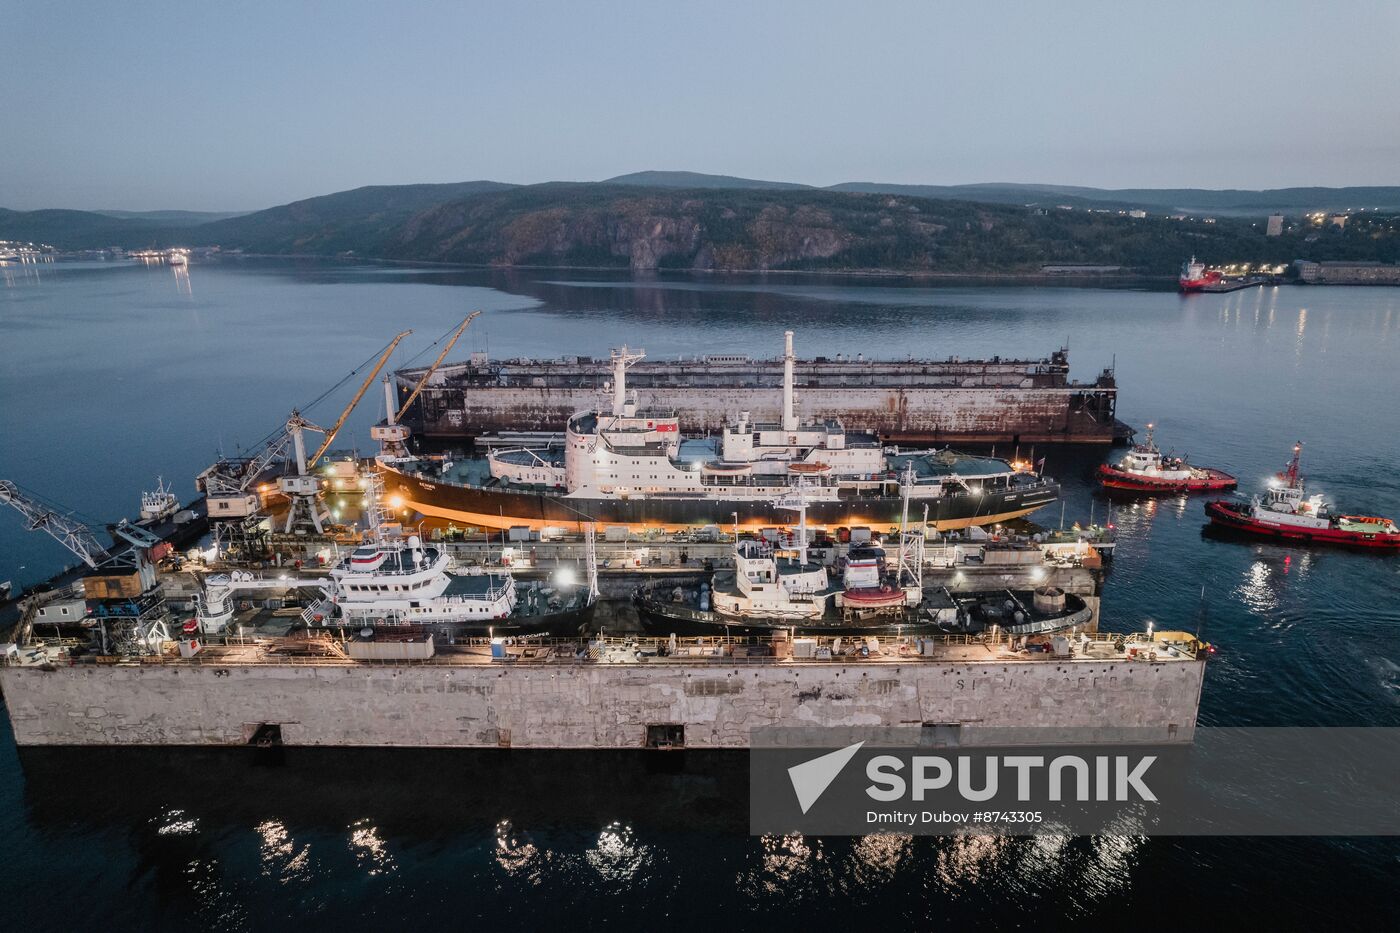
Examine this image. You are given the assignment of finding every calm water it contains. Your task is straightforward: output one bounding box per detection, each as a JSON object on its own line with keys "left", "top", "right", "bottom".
{"left": 2, "top": 259, "right": 1399, "bottom": 929}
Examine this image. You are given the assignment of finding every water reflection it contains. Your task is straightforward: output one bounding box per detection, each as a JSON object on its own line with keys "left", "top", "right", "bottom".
{"left": 494, "top": 818, "right": 544, "bottom": 881}
{"left": 584, "top": 821, "right": 652, "bottom": 881}
{"left": 155, "top": 807, "right": 200, "bottom": 836}
{"left": 347, "top": 818, "right": 396, "bottom": 876}
{"left": 739, "top": 833, "right": 817, "bottom": 895}
{"left": 173, "top": 262, "right": 193, "bottom": 296}
{"left": 257, "top": 818, "right": 315, "bottom": 884}
{"left": 846, "top": 833, "right": 913, "bottom": 886}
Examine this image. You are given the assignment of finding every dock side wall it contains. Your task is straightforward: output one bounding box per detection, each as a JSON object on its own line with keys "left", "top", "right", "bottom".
{"left": 1, "top": 658, "right": 1203, "bottom": 749}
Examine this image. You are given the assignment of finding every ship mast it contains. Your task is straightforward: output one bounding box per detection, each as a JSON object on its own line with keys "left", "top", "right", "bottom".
{"left": 610, "top": 345, "right": 645, "bottom": 416}
{"left": 896, "top": 461, "right": 923, "bottom": 589}
{"left": 584, "top": 522, "right": 600, "bottom": 603}
{"left": 781, "top": 330, "right": 797, "bottom": 432}
{"left": 1284, "top": 441, "right": 1303, "bottom": 488}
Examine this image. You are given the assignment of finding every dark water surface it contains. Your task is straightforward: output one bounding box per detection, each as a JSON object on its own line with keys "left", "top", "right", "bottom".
{"left": 2, "top": 259, "right": 1398, "bottom": 929}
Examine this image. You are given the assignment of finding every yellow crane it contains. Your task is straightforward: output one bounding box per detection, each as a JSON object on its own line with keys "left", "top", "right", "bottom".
{"left": 306, "top": 329, "right": 413, "bottom": 468}
{"left": 393, "top": 311, "right": 480, "bottom": 425}
{"left": 373, "top": 312, "right": 481, "bottom": 457}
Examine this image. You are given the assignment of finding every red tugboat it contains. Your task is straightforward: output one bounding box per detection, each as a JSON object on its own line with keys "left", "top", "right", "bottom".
{"left": 1206, "top": 443, "right": 1400, "bottom": 549}
{"left": 1179, "top": 256, "right": 1223, "bottom": 292}
{"left": 1097, "top": 423, "right": 1237, "bottom": 493}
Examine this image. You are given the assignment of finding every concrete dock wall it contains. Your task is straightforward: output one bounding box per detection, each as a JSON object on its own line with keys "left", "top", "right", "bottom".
{"left": 0, "top": 656, "right": 1202, "bottom": 749}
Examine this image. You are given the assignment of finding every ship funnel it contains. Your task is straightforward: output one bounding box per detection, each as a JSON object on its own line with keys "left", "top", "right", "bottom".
{"left": 782, "top": 330, "right": 797, "bottom": 432}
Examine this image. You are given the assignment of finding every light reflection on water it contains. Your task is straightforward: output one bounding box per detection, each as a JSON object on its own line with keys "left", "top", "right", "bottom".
{"left": 347, "top": 818, "right": 396, "bottom": 876}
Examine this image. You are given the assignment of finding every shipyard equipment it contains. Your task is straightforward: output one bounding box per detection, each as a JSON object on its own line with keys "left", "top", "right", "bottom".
{"left": 0, "top": 481, "right": 171, "bottom": 654}
{"left": 198, "top": 330, "right": 411, "bottom": 550}
{"left": 375, "top": 312, "right": 480, "bottom": 457}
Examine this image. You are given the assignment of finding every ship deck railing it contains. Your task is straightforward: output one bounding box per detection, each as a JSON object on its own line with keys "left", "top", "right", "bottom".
{"left": 15, "top": 631, "right": 1205, "bottom": 669}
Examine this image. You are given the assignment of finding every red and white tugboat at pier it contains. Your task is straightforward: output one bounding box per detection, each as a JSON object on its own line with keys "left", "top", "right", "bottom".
{"left": 1205, "top": 442, "right": 1400, "bottom": 549}
{"left": 1097, "top": 423, "right": 1237, "bottom": 493}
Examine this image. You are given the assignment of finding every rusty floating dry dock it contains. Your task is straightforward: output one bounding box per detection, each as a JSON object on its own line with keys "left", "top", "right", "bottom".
{"left": 398, "top": 346, "right": 1132, "bottom": 445}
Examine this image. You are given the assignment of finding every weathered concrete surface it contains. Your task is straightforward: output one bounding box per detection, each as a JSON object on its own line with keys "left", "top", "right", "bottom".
{"left": 417, "top": 385, "right": 1116, "bottom": 443}
{"left": 0, "top": 656, "right": 1202, "bottom": 749}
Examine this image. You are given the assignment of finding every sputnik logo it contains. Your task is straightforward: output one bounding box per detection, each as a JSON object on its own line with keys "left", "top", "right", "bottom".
{"left": 787, "top": 741, "right": 864, "bottom": 814}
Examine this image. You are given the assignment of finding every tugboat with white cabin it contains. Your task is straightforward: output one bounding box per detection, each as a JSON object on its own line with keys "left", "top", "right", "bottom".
{"left": 1206, "top": 442, "right": 1400, "bottom": 549}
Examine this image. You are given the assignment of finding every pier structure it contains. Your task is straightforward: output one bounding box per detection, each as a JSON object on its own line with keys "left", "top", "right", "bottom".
{"left": 0, "top": 630, "right": 1206, "bottom": 749}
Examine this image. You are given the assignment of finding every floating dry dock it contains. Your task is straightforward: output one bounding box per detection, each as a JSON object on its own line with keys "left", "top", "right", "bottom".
{"left": 398, "top": 346, "right": 1130, "bottom": 445}
{"left": 0, "top": 631, "right": 1205, "bottom": 749}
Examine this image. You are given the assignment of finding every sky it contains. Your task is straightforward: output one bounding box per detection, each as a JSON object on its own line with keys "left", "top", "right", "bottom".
{"left": 3, "top": 0, "right": 1400, "bottom": 212}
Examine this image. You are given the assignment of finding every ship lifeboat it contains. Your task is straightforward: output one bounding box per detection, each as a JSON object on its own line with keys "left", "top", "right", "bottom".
{"left": 701, "top": 462, "right": 753, "bottom": 474}
{"left": 789, "top": 462, "right": 831, "bottom": 474}
{"left": 842, "top": 584, "right": 907, "bottom": 607}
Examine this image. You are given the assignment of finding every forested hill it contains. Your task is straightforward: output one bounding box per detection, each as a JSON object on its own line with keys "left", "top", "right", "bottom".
{"left": 5, "top": 180, "right": 1400, "bottom": 275}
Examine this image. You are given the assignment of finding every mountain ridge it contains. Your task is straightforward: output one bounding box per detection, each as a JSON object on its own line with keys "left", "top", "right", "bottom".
{"left": 4, "top": 173, "right": 1400, "bottom": 274}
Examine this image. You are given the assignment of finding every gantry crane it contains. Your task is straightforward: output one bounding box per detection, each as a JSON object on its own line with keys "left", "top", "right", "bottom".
{"left": 373, "top": 312, "right": 480, "bottom": 457}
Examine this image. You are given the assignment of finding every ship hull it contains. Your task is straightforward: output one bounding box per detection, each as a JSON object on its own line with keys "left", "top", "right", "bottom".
{"left": 1097, "top": 464, "right": 1236, "bottom": 493}
{"left": 334, "top": 600, "right": 597, "bottom": 639}
{"left": 1205, "top": 500, "right": 1400, "bottom": 549}
{"left": 381, "top": 465, "right": 1060, "bottom": 532}
{"left": 1179, "top": 275, "right": 1222, "bottom": 292}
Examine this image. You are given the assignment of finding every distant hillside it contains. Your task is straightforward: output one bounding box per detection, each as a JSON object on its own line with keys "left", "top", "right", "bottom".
{"left": 604, "top": 171, "right": 813, "bottom": 191}
{"left": 384, "top": 183, "right": 1400, "bottom": 274}
{"left": 0, "top": 208, "right": 173, "bottom": 249}
{"left": 830, "top": 182, "right": 1400, "bottom": 216}
{"left": 6, "top": 174, "right": 1400, "bottom": 275}
{"left": 599, "top": 171, "right": 1400, "bottom": 216}
{"left": 94, "top": 209, "right": 249, "bottom": 225}
{"left": 189, "top": 181, "right": 516, "bottom": 253}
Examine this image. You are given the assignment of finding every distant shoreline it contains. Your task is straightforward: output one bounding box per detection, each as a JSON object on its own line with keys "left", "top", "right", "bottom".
{"left": 211, "top": 252, "right": 1182, "bottom": 287}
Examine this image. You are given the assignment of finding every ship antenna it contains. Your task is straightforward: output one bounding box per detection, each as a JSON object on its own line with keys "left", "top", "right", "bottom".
{"left": 1287, "top": 442, "right": 1303, "bottom": 488}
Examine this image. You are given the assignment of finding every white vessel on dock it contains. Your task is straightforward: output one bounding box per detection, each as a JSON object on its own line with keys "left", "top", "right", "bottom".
{"left": 383, "top": 331, "right": 1060, "bottom": 532}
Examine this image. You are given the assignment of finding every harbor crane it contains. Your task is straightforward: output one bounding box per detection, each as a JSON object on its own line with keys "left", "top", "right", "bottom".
{"left": 0, "top": 480, "right": 111, "bottom": 569}
{"left": 0, "top": 480, "right": 171, "bottom": 654}
{"left": 198, "top": 329, "right": 412, "bottom": 547}
{"left": 281, "top": 329, "right": 412, "bottom": 533}
{"left": 374, "top": 312, "right": 480, "bottom": 457}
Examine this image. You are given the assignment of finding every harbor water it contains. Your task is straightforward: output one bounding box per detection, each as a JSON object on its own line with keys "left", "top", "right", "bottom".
{"left": 2, "top": 259, "right": 1398, "bottom": 929}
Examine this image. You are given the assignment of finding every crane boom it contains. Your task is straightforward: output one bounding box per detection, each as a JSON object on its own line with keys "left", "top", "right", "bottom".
{"left": 395, "top": 311, "right": 480, "bottom": 423}
{"left": 307, "top": 330, "right": 412, "bottom": 468}
{"left": 0, "top": 480, "right": 110, "bottom": 569}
